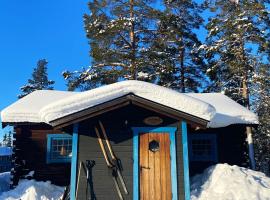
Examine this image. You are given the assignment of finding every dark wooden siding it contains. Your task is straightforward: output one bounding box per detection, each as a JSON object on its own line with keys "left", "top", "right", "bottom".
{"left": 14, "top": 126, "right": 71, "bottom": 186}
{"left": 76, "top": 104, "right": 185, "bottom": 200}
{"left": 77, "top": 126, "right": 133, "bottom": 200}
{"left": 188, "top": 125, "right": 248, "bottom": 176}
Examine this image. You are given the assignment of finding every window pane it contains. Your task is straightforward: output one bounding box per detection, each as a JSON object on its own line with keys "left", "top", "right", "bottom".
{"left": 189, "top": 134, "right": 217, "bottom": 162}
{"left": 48, "top": 135, "right": 72, "bottom": 163}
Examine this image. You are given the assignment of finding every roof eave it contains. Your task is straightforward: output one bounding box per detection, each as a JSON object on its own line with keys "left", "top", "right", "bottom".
{"left": 49, "top": 94, "right": 210, "bottom": 129}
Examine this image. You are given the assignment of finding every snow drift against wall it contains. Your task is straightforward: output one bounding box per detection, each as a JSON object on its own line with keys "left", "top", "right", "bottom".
{"left": 191, "top": 163, "right": 270, "bottom": 200}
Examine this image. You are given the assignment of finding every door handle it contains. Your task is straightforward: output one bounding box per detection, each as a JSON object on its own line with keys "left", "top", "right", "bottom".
{"left": 140, "top": 166, "right": 150, "bottom": 170}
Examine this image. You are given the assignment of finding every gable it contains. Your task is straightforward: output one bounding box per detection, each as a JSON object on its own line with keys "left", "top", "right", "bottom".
{"left": 49, "top": 94, "right": 209, "bottom": 129}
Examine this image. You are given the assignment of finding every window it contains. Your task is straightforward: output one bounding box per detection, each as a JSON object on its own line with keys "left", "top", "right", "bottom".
{"left": 47, "top": 134, "right": 72, "bottom": 164}
{"left": 189, "top": 134, "right": 217, "bottom": 162}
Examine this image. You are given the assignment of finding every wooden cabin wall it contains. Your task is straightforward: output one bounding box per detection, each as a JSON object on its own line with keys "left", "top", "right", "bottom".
{"left": 14, "top": 126, "right": 71, "bottom": 186}
{"left": 189, "top": 125, "right": 248, "bottom": 176}
{"left": 76, "top": 104, "right": 185, "bottom": 200}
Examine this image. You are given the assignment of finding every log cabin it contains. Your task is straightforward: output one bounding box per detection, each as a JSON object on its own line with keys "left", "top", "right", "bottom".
{"left": 0, "top": 80, "right": 258, "bottom": 200}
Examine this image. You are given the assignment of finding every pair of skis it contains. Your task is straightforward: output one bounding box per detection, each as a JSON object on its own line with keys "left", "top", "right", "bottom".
{"left": 94, "top": 121, "right": 128, "bottom": 200}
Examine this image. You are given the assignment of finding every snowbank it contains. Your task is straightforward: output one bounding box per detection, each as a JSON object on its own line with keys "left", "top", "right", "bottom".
{"left": 0, "top": 172, "right": 11, "bottom": 195}
{"left": 0, "top": 164, "right": 269, "bottom": 200}
{"left": 191, "top": 164, "right": 270, "bottom": 200}
{"left": 0, "top": 179, "right": 64, "bottom": 200}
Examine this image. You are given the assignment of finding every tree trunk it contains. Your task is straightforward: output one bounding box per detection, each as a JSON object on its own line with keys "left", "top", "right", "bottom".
{"left": 239, "top": 34, "right": 255, "bottom": 169}
{"left": 180, "top": 47, "right": 185, "bottom": 93}
{"left": 129, "top": 0, "right": 136, "bottom": 80}
{"left": 242, "top": 72, "right": 256, "bottom": 170}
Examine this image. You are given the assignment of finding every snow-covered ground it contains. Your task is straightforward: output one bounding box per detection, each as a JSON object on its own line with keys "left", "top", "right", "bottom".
{"left": 0, "top": 172, "right": 11, "bottom": 195}
{"left": 191, "top": 163, "right": 270, "bottom": 200}
{"left": 0, "top": 163, "right": 269, "bottom": 200}
{"left": 0, "top": 173, "right": 64, "bottom": 200}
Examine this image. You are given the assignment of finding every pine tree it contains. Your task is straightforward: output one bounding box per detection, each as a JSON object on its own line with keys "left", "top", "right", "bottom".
{"left": 153, "top": 0, "right": 207, "bottom": 92}
{"left": 7, "top": 132, "right": 12, "bottom": 147}
{"left": 253, "top": 66, "right": 270, "bottom": 175}
{"left": 63, "top": 0, "right": 160, "bottom": 91}
{"left": 204, "top": 0, "right": 269, "bottom": 169}
{"left": 2, "top": 133, "right": 7, "bottom": 147}
{"left": 18, "top": 59, "right": 55, "bottom": 98}
{"left": 204, "top": 0, "right": 268, "bottom": 101}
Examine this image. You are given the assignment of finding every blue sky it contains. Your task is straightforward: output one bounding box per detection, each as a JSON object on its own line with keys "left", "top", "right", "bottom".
{"left": 0, "top": 0, "right": 91, "bottom": 137}
{"left": 0, "top": 1, "right": 211, "bottom": 139}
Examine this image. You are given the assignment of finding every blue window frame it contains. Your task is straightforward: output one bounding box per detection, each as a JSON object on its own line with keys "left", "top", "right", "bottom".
{"left": 189, "top": 134, "right": 218, "bottom": 162}
{"left": 46, "top": 134, "right": 72, "bottom": 164}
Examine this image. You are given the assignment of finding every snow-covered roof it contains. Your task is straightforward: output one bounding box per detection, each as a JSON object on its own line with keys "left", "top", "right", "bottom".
{"left": 0, "top": 147, "right": 12, "bottom": 156}
{"left": 186, "top": 93, "right": 258, "bottom": 128}
{"left": 1, "top": 90, "right": 77, "bottom": 123}
{"left": 0, "top": 80, "right": 258, "bottom": 128}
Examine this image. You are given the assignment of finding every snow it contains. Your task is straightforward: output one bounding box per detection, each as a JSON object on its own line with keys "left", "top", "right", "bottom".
{"left": 186, "top": 93, "right": 258, "bottom": 128}
{"left": 1, "top": 90, "right": 77, "bottom": 123}
{"left": 0, "top": 172, "right": 11, "bottom": 195}
{"left": 0, "top": 175, "right": 64, "bottom": 200}
{"left": 24, "top": 171, "right": 35, "bottom": 179}
{"left": 137, "top": 71, "right": 149, "bottom": 78}
{"left": 40, "top": 80, "right": 215, "bottom": 123}
{"left": 1, "top": 80, "right": 215, "bottom": 124}
{"left": 191, "top": 163, "right": 270, "bottom": 200}
{"left": 0, "top": 147, "right": 12, "bottom": 156}
{"left": 0, "top": 164, "right": 268, "bottom": 200}
{"left": 1, "top": 80, "right": 258, "bottom": 128}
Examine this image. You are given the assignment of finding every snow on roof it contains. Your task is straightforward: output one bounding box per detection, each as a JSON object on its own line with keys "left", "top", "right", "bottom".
{"left": 0, "top": 147, "right": 12, "bottom": 156}
{"left": 1, "top": 90, "right": 77, "bottom": 123}
{"left": 1, "top": 81, "right": 214, "bottom": 125}
{"left": 0, "top": 80, "right": 258, "bottom": 128}
{"left": 186, "top": 93, "right": 258, "bottom": 128}
{"left": 39, "top": 80, "right": 215, "bottom": 124}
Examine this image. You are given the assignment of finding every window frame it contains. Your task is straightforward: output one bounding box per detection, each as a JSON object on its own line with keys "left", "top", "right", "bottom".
{"left": 188, "top": 133, "right": 218, "bottom": 162}
{"left": 46, "top": 134, "right": 72, "bottom": 164}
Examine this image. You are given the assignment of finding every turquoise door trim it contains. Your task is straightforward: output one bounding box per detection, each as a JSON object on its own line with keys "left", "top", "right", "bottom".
{"left": 70, "top": 123, "right": 79, "bottom": 200}
{"left": 132, "top": 127, "right": 178, "bottom": 200}
{"left": 182, "top": 121, "right": 190, "bottom": 200}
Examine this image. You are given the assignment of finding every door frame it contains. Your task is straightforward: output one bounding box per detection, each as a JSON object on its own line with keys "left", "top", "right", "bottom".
{"left": 132, "top": 127, "right": 178, "bottom": 200}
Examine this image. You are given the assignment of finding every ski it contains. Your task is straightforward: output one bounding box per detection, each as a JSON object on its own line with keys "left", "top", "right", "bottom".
{"left": 98, "top": 121, "right": 128, "bottom": 195}
{"left": 94, "top": 127, "right": 124, "bottom": 200}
